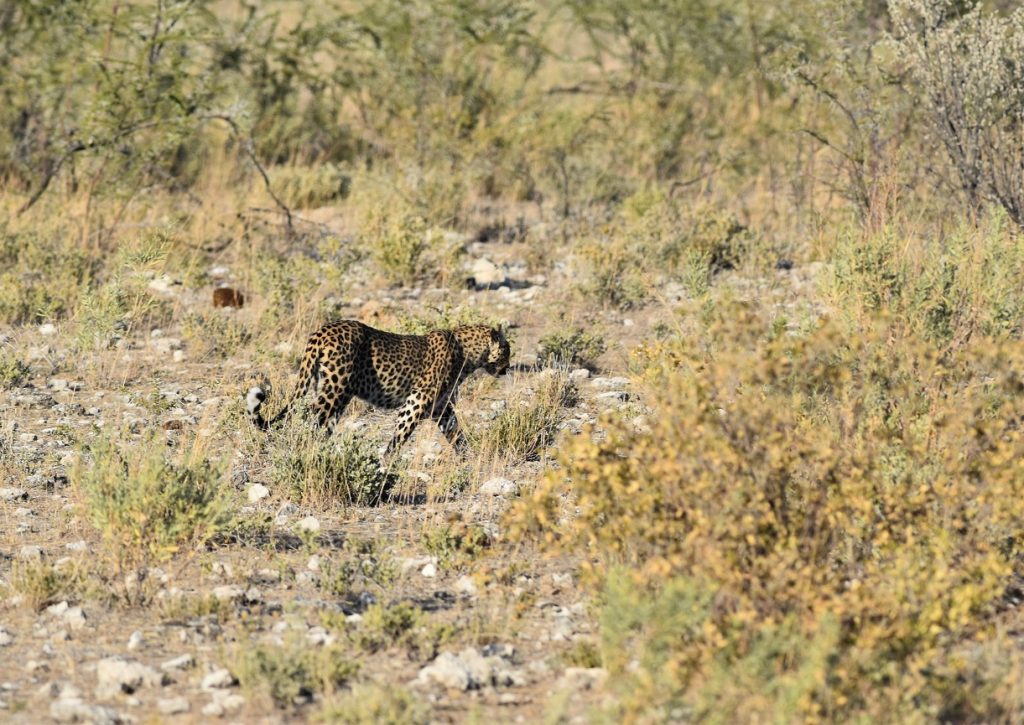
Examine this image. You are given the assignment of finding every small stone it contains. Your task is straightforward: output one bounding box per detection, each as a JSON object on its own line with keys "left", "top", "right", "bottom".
{"left": 157, "top": 696, "right": 191, "bottom": 715}
{"left": 254, "top": 568, "right": 281, "bottom": 584}
{"left": 0, "top": 488, "right": 28, "bottom": 502}
{"left": 127, "top": 631, "right": 143, "bottom": 651}
{"left": 559, "top": 666, "right": 609, "bottom": 690}
{"left": 95, "top": 656, "right": 166, "bottom": 699}
{"left": 297, "top": 516, "right": 320, "bottom": 533}
{"left": 306, "top": 555, "right": 321, "bottom": 572}
{"left": 454, "top": 576, "right": 477, "bottom": 596}
{"left": 39, "top": 323, "right": 57, "bottom": 336}
{"left": 421, "top": 562, "right": 437, "bottom": 578}
{"left": 590, "top": 376, "right": 629, "bottom": 389}
{"left": 211, "top": 585, "right": 244, "bottom": 602}
{"left": 246, "top": 484, "right": 269, "bottom": 503}
{"left": 65, "top": 540, "right": 88, "bottom": 552}
{"left": 418, "top": 652, "right": 473, "bottom": 691}
{"left": 568, "top": 369, "right": 590, "bottom": 383}
{"left": 160, "top": 654, "right": 194, "bottom": 672}
{"left": 63, "top": 607, "right": 87, "bottom": 631}
{"left": 47, "top": 601, "right": 70, "bottom": 616}
{"left": 200, "top": 668, "right": 237, "bottom": 690}
{"left": 50, "top": 698, "right": 120, "bottom": 724}
{"left": 0, "top": 628, "right": 12, "bottom": 647}
{"left": 479, "top": 477, "right": 518, "bottom": 496}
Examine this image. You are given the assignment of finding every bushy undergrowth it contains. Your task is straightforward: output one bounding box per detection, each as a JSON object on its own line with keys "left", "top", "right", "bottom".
{"left": 537, "top": 328, "right": 607, "bottom": 370}
{"left": 268, "top": 420, "right": 395, "bottom": 507}
{"left": 72, "top": 433, "right": 230, "bottom": 587}
{"left": 472, "top": 370, "right": 576, "bottom": 463}
{"left": 317, "top": 683, "right": 429, "bottom": 725}
{"left": 511, "top": 310, "right": 1024, "bottom": 721}
{"left": 235, "top": 640, "right": 359, "bottom": 709}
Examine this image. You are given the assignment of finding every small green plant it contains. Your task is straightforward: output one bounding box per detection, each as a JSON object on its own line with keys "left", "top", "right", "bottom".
{"left": 269, "top": 163, "right": 351, "bottom": 208}
{"left": 269, "top": 421, "right": 395, "bottom": 507}
{"left": 72, "top": 432, "right": 230, "bottom": 591}
{"left": 352, "top": 601, "right": 427, "bottom": 655}
{"left": 537, "top": 328, "right": 606, "bottom": 370}
{"left": 472, "top": 371, "right": 575, "bottom": 463}
{"left": 561, "top": 639, "right": 603, "bottom": 669}
{"left": 0, "top": 350, "right": 30, "bottom": 389}
{"left": 317, "top": 682, "right": 429, "bottom": 725}
{"left": 421, "top": 518, "right": 492, "bottom": 568}
{"left": 5, "top": 559, "right": 83, "bottom": 611}
{"left": 235, "top": 640, "right": 359, "bottom": 709}
{"left": 318, "top": 539, "right": 398, "bottom": 597}
{"left": 426, "top": 466, "right": 472, "bottom": 501}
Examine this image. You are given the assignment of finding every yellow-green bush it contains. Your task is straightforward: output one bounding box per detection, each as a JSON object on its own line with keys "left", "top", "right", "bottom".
{"left": 72, "top": 433, "right": 230, "bottom": 587}
{"left": 511, "top": 311, "right": 1024, "bottom": 720}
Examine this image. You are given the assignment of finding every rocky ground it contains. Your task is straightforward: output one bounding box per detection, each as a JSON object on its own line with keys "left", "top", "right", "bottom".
{"left": 0, "top": 206, "right": 821, "bottom": 723}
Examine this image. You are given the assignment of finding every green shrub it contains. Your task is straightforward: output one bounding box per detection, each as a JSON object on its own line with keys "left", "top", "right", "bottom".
{"left": 235, "top": 641, "right": 359, "bottom": 709}
{"left": 511, "top": 312, "right": 1024, "bottom": 721}
{"left": 5, "top": 559, "right": 83, "bottom": 612}
{"left": 352, "top": 602, "right": 428, "bottom": 655}
{"left": 0, "top": 351, "right": 30, "bottom": 389}
{"left": 72, "top": 433, "right": 230, "bottom": 586}
{"left": 269, "top": 423, "right": 395, "bottom": 508}
{"left": 537, "top": 328, "right": 606, "bottom": 370}
{"left": 269, "top": 163, "right": 351, "bottom": 209}
{"left": 421, "top": 518, "right": 491, "bottom": 568}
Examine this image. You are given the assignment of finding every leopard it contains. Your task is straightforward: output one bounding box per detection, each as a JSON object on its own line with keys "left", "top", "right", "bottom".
{"left": 246, "top": 320, "right": 511, "bottom": 458}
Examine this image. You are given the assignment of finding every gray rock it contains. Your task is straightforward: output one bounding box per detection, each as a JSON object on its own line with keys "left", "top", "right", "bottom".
{"left": 0, "top": 488, "right": 28, "bottom": 502}
{"left": 211, "top": 585, "right": 244, "bottom": 602}
{"left": 126, "top": 631, "right": 143, "bottom": 651}
{"left": 568, "top": 368, "right": 591, "bottom": 383}
{"left": 0, "top": 628, "right": 12, "bottom": 647}
{"left": 160, "top": 654, "right": 194, "bottom": 672}
{"left": 156, "top": 696, "right": 191, "bottom": 715}
{"left": 200, "top": 668, "right": 237, "bottom": 690}
{"left": 418, "top": 652, "right": 473, "bottom": 690}
{"left": 50, "top": 697, "right": 121, "bottom": 724}
{"left": 479, "top": 477, "right": 518, "bottom": 496}
{"left": 296, "top": 516, "right": 320, "bottom": 533}
{"left": 95, "top": 656, "right": 166, "bottom": 699}
{"left": 590, "top": 376, "right": 629, "bottom": 389}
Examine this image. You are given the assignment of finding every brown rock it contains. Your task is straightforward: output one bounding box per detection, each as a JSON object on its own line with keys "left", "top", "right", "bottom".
{"left": 212, "top": 287, "right": 244, "bottom": 308}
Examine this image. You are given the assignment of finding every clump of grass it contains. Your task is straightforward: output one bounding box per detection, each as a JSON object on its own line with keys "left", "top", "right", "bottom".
{"left": 5, "top": 559, "right": 83, "bottom": 611}
{"left": 391, "top": 304, "right": 500, "bottom": 335}
{"left": 317, "top": 538, "right": 398, "bottom": 597}
{"left": 317, "top": 683, "right": 429, "bottom": 725}
{"left": 269, "top": 423, "right": 395, "bottom": 507}
{"left": 425, "top": 466, "right": 472, "bottom": 502}
{"left": 235, "top": 640, "right": 359, "bottom": 709}
{"left": 181, "top": 311, "right": 252, "bottom": 359}
{"left": 561, "top": 639, "right": 603, "bottom": 669}
{"left": 348, "top": 600, "right": 453, "bottom": 660}
{"left": 421, "top": 517, "right": 492, "bottom": 568}
{"left": 537, "top": 328, "right": 606, "bottom": 370}
{"left": 473, "top": 371, "right": 576, "bottom": 463}
{"left": 71, "top": 432, "right": 230, "bottom": 596}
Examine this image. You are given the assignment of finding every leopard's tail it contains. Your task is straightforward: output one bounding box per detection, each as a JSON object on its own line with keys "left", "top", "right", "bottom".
{"left": 245, "top": 344, "right": 321, "bottom": 431}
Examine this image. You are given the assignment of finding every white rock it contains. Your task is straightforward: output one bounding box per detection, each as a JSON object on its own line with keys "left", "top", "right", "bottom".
{"left": 468, "top": 258, "right": 506, "bottom": 287}
{"left": 306, "top": 555, "right": 321, "bottom": 572}
{"left": 559, "top": 667, "right": 609, "bottom": 690}
{"left": 418, "top": 652, "right": 473, "bottom": 691}
{"left": 421, "top": 562, "right": 437, "bottom": 578}
{"left": 123, "top": 632, "right": 142, "bottom": 652}
{"left": 50, "top": 698, "right": 120, "bottom": 724}
{"left": 160, "top": 654, "right": 194, "bottom": 672}
{"left": 479, "top": 477, "right": 518, "bottom": 496}
{"left": 157, "top": 696, "right": 191, "bottom": 715}
{"left": 590, "top": 376, "right": 629, "bottom": 389}
{"left": 246, "top": 484, "right": 269, "bottom": 503}
{"left": 568, "top": 369, "right": 590, "bottom": 383}
{"left": 454, "top": 576, "right": 477, "bottom": 596}
{"left": 63, "top": 607, "right": 87, "bottom": 631}
{"left": 95, "top": 656, "right": 166, "bottom": 699}
{"left": 297, "top": 516, "right": 320, "bottom": 533}
{"left": 0, "top": 488, "right": 28, "bottom": 502}
{"left": 200, "top": 668, "right": 237, "bottom": 690}
{"left": 39, "top": 323, "right": 57, "bottom": 336}
{"left": 65, "top": 540, "right": 88, "bottom": 552}
{"left": 0, "top": 628, "right": 13, "bottom": 646}
{"left": 211, "top": 586, "right": 243, "bottom": 602}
